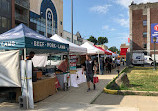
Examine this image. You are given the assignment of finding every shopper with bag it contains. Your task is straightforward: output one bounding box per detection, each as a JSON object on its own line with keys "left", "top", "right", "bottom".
{"left": 82, "top": 55, "right": 97, "bottom": 92}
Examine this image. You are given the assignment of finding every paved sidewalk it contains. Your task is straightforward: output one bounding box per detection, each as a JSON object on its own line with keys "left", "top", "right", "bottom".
{"left": 93, "top": 93, "right": 158, "bottom": 111}
{"left": 0, "top": 66, "right": 139, "bottom": 111}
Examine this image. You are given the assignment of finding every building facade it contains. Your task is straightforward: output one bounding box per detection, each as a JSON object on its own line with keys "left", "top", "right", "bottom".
{"left": 0, "top": 0, "right": 63, "bottom": 39}
{"left": 63, "top": 31, "right": 83, "bottom": 45}
{"left": 129, "top": 2, "right": 158, "bottom": 56}
{"left": 0, "top": 0, "right": 12, "bottom": 34}
{"left": 29, "top": 0, "right": 63, "bottom": 38}
{"left": 0, "top": 0, "right": 30, "bottom": 34}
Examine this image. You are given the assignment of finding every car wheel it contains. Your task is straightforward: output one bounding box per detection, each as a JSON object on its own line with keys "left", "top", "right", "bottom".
{"left": 151, "top": 62, "right": 154, "bottom": 66}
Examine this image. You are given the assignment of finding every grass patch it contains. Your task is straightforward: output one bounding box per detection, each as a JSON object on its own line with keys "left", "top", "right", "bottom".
{"left": 120, "top": 67, "right": 158, "bottom": 91}
{"left": 106, "top": 67, "right": 158, "bottom": 92}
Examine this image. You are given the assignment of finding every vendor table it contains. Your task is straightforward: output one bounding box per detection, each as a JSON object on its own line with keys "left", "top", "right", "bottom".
{"left": 33, "top": 77, "right": 56, "bottom": 102}
{"left": 16, "top": 77, "right": 56, "bottom": 103}
{"left": 70, "top": 68, "right": 86, "bottom": 87}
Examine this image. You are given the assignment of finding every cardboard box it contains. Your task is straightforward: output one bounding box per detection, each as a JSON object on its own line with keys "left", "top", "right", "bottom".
{"left": 70, "top": 70, "right": 77, "bottom": 74}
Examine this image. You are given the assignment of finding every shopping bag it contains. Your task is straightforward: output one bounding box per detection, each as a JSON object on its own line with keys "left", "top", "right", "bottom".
{"left": 93, "top": 74, "right": 99, "bottom": 84}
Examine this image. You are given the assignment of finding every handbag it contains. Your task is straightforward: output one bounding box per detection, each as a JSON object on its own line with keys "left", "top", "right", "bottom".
{"left": 93, "top": 74, "right": 99, "bottom": 84}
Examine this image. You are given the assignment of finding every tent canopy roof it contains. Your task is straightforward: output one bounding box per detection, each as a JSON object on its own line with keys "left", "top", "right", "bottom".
{"left": 0, "top": 24, "right": 69, "bottom": 54}
{"left": 94, "top": 45, "right": 111, "bottom": 55}
{"left": 51, "top": 34, "right": 87, "bottom": 54}
{"left": 81, "top": 42, "right": 104, "bottom": 54}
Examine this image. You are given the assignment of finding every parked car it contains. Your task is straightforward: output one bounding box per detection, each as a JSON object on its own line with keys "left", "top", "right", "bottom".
{"left": 152, "top": 54, "right": 158, "bottom": 63}
{"left": 144, "top": 56, "right": 154, "bottom": 66}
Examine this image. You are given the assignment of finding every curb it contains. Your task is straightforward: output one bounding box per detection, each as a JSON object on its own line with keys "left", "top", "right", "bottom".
{"left": 104, "top": 88, "right": 118, "bottom": 94}
{"left": 90, "top": 90, "right": 103, "bottom": 104}
{"left": 104, "top": 87, "right": 158, "bottom": 96}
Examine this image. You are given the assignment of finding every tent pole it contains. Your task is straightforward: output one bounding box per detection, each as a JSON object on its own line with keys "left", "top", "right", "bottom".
{"left": 98, "top": 53, "right": 100, "bottom": 75}
{"left": 24, "top": 48, "right": 29, "bottom": 109}
{"left": 24, "top": 48, "right": 27, "bottom": 60}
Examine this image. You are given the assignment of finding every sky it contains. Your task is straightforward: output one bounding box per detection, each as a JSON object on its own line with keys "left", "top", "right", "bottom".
{"left": 63, "top": 0, "right": 158, "bottom": 49}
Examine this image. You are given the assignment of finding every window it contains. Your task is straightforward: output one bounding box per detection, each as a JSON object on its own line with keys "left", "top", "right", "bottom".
{"left": 143, "top": 32, "right": 147, "bottom": 37}
{"left": 60, "top": 33, "right": 62, "bottom": 37}
{"left": 60, "top": 21, "right": 62, "bottom": 25}
{"left": 67, "top": 37, "right": 70, "bottom": 41}
{"left": 143, "top": 20, "right": 147, "bottom": 26}
{"left": 0, "top": 16, "right": 2, "bottom": 27}
{"left": 2, "top": 17, "right": 7, "bottom": 28}
{"left": 143, "top": 43, "right": 147, "bottom": 48}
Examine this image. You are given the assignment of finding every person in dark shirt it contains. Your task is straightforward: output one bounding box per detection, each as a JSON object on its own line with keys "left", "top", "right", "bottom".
{"left": 82, "top": 55, "right": 96, "bottom": 92}
{"left": 26, "top": 51, "right": 37, "bottom": 72}
{"left": 26, "top": 51, "right": 35, "bottom": 60}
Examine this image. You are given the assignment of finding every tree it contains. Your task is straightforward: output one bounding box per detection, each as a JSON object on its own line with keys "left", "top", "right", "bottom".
{"left": 87, "top": 36, "right": 108, "bottom": 45}
{"left": 97, "top": 37, "right": 108, "bottom": 45}
{"left": 87, "top": 36, "right": 97, "bottom": 45}
{"left": 108, "top": 46, "right": 119, "bottom": 53}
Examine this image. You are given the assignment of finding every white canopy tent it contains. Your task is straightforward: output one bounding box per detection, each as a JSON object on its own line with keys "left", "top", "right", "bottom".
{"left": 81, "top": 42, "right": 105, "bottom": 74}
{"left": 81, "top": 42, "right": 104, "bottom": 54}
{"left": 106, "top": 49, "right": 117, "bottom": 57}
{"left": 51, "top": 34, "right": 87, "bottom": 54}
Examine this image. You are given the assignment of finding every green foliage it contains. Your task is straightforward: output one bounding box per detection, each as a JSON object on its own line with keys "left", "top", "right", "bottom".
{"left": 87, "top": 36, "right": 108, "bottom": 45}
{"left": 108, "top": 46, "right": 119, "bottom": 53}
{"left": 97, "top": 37, "right": 108, "bottom": 45}
{"left": 87, "top": 36, "right": 97, "bottom": 45}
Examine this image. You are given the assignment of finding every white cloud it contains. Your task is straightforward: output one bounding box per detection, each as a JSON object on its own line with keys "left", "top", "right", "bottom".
{"left": 102, "top": 25, "right": 116, "bottom": 31}
{"left": 90, "top": 4, "right": 111, "bottom": 14}
{"left": 102, "top": 25, "right": 109, "bottom": 30}
{"left": 111, "top": 28, "right": 116, "bottom": 31}
{"left": 115, "top": 18, "right": 129, "bottom": 27}
{"left": 115, "top": 0, "right": 158, "bottom": 8}
{"left": 119, "top": 14, "right": 125, "bottom": 17}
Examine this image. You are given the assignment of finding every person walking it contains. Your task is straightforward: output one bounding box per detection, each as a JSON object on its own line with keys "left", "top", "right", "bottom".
{"left": 107, "top": 58, "right": 112, "bottom": 73}
{"left": 82, "top": 55, "right": 96, "bottom": 92}
{"left": 99, "top": 56, "right": 104, "bottom": 75}
{"left": 116, "top": 58, "right": 121, "bottom": 75}
{"left": 122, "top": 57, "right": 125, "bottom": 66}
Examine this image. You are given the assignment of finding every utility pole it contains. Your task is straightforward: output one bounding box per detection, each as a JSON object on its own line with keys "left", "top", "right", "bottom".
{"left": 71, "top": 0, "right": 73, "bottom": 43}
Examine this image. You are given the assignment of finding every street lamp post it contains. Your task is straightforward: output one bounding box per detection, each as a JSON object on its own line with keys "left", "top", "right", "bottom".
{"left": 153, "top": 37, "right": 157, "bottom": 70}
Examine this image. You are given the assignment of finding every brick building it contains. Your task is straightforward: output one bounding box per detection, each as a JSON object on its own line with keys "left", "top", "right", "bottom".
{"left": 129, "top": 2, "right": 158, "bottom": 56}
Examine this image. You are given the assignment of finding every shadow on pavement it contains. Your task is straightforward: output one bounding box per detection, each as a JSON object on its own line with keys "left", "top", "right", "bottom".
{"left": 92, "top": 93, "right": 124, "bottom": 105}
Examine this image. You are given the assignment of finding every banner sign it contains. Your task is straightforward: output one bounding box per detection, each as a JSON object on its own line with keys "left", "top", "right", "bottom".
{"left": 120, "top": 48, "right": 128, "bottom": 55}
{"left": 151, "top": 23, "right": 158, "bottom": 43}
{"left": 0, "top": 37, "right": 69, "bottom": 52}
{"left": 69, "top": 55, "right": 77, "bottom": 70}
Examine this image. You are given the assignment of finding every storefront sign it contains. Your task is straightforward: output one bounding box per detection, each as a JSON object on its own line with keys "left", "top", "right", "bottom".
{"left": 0, "top": 41, "right": 16, "bottom": 47}
{"left": 69, "top": 55, "right": 77, "bottom": 70}
{"left": 151, "top": 23, "right": 158, "bottom": 43}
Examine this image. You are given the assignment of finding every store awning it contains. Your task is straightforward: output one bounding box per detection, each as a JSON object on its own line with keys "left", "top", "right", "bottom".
{"left": 50, "top": 34, "right": 87, "bottom": 54}
{"left": 0, "top": 24, "right": 69, "bottom": 54}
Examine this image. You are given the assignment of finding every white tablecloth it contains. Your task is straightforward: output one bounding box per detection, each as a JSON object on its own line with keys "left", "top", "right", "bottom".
{"left": 70, "top": 68, "right": 86, "bottom": 87}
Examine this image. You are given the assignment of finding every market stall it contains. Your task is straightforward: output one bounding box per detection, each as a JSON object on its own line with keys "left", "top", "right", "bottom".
{"left": 81, "top": 42, "right": 105, "bottom": 74}
{"left": 0, "top": 24, "right": 69, "bottom": 109}
{"left": 51, "top": 34, "right": 87, "bottom": 87}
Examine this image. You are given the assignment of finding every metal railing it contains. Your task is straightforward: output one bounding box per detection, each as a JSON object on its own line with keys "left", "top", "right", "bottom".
{"left": 15, "top": 0, "right": 30, "bottom": 9}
